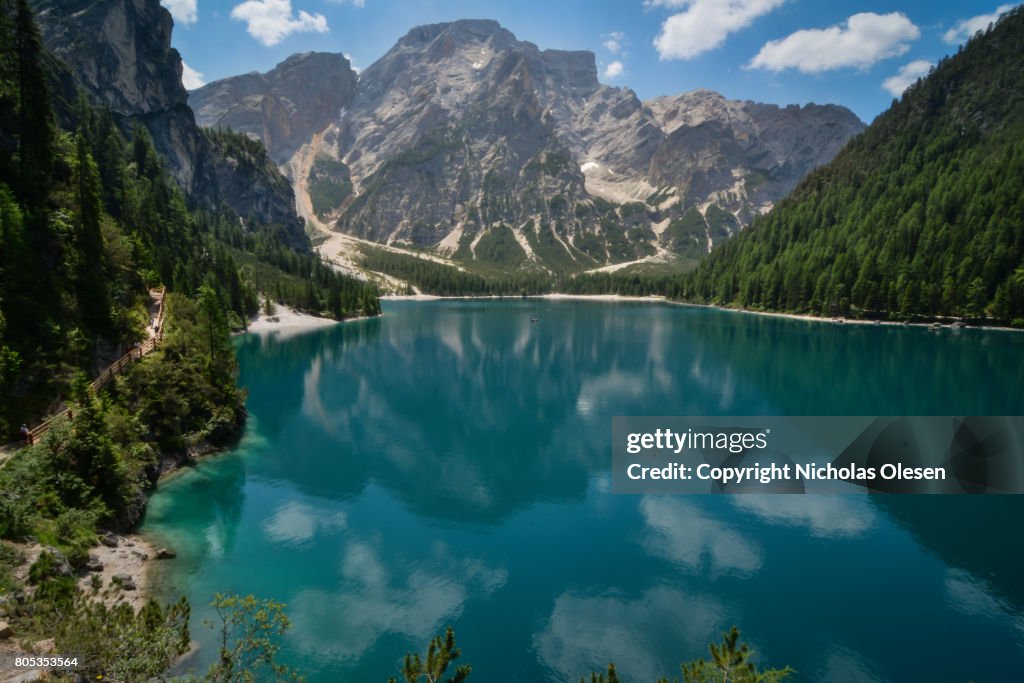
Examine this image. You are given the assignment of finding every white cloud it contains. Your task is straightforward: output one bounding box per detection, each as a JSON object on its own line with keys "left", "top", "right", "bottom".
{"left": 328, "top": 0, "right": 366, "bottom": 6}
{"left": 943, "top": 4, "right": 1016, "bottom": 44}
{"left": 604, "top": 61, "right": 624, "bottom": 79}
{"left": 882, "top": 59, "right": 933, "bottom": 96}
{"left": 230, "top": 0, "right": 329, "bottom": 46}
{"left": 748, "top": 12, "right": 920, "bottom": 73}
{"left": 651, "top": 0, "right": 787, "bottom": 60}
{"left": 181, "top": 60, "right": 205, "bottom": 89}
{"left": 602, "top": 31, "right": 627, "bottom": 54}
{"left": 161, "top": 0, "right": 198, "bottom": 25}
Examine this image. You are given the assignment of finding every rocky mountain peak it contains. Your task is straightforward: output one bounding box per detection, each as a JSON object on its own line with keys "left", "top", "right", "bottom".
{"left": 189, "top": 18, "right": 866, "bottom": 272}
{"left": 266, "top": 51, "right": 353, "bottom": 89}
{"left": 397, "top": 19, "right": 514, "bottom": 49}
{"left": 190, "top": 51, "right": 357, "bottom": 165}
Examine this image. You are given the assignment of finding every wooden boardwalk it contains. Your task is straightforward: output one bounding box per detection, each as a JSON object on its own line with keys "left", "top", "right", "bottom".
{"left": 21, "top": 287, "right": 167, "bottom": 446}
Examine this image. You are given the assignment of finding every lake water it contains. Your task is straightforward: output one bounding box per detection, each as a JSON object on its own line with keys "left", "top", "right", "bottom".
{"left": 142, "top": 300, "right": 1024, "bottom": 682}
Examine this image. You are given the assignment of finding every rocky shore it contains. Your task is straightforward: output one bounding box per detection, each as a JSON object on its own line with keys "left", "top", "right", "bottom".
{"left": 0, "top": 533, "right": 177, "bottom": 681}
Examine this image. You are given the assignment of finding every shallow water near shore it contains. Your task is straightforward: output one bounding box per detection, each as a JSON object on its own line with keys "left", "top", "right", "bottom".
{"left": 142, "top": 300, "right": 1024, "bottom": 682}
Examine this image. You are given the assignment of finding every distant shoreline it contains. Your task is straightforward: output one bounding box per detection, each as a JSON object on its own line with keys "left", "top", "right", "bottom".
{"left": 380, "top": 293, "right": 1023, "bottom": 332}
{"left": 695, "top": 303, "right": 1023, "bottom": 333}
{"left": 380, "top": 293, "right": 670, "bottom": 303}
{"left": 241, "top": 305, "right": 379, "bottom": 337}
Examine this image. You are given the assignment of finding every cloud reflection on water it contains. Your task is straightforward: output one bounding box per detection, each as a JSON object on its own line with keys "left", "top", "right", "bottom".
{"left": 641, "top": 497, "right": 763, "bottom": 577}
{"left": 732, "top": 495, "right": 877, "bottom": 537}
{"left": 287, "top": 537, "right": 508, "bottom": 664}
{"left": 533, "top": 586, "right": 728, "bottom": 683}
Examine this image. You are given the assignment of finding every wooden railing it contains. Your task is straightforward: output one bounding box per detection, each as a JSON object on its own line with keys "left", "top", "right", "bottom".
{"left": 24, "top": 287, "right": 167, "bottom": 446}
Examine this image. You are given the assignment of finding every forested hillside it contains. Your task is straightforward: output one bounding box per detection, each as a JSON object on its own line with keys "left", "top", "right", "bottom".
{"left": 679, "top": 6, "right": 1024, "bottom": 323}
{"left": 0, "top": 0, "right": 379, "bottom": 436}
{"left": 0, "top": 2, "right": 378, "bottom": 673}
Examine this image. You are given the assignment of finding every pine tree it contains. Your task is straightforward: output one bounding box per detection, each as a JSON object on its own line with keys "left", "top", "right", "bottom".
{"left": 668, "top": 627, "right": 793, "bottom": 683}
{"left": 13, "top": 0, "right": 53, "bottom": 208}
{"left": 197, "top": 284, "right": 232, "bottom": 385}
{"left": 75, "top": 132, "right": 111, "bottom": 334}
{"left": 0, "top": 0, "right": 19, "bottom": 186}
{"left": 580, "top": 664, "right": 621, "bottom": 683}
{"left": 388, "top": 627, "right": 471, "bottom": 683}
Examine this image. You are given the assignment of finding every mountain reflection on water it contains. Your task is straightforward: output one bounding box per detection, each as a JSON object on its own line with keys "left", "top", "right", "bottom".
{"left": 144, "top": 300, "right": 1024, "bottom": 682}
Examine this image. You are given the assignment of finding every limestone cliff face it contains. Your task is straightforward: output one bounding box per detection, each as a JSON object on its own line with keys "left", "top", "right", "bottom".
{"left": 644, "top": 90, "right": 865, "bottom": 220}
{"left": 190, "top": 52, "right": 358, "bottom": 166}
{"left": 327, "top": 20, "right": 596, "bottom": 251}
{"left": 194, "top": 19, "right": 867, "bottom": 270}
{"left": 31, "top": 0, "right": 309, "bottom": 251}
{"left": 32, "top": 0, "right": 202, "bottom": 189}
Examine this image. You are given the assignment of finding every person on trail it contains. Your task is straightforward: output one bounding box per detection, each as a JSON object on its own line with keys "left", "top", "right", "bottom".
{"left": 19, "top": 423, "right": 30, "bottom": 442}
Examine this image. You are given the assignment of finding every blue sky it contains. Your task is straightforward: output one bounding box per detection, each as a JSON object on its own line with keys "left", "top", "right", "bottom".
{"left": 162, "top": 0, "right": 1017, "bottom": 122}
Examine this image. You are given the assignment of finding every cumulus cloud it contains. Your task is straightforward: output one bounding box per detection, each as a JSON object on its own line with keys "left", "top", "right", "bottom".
{"left": 651, "top": 0, "right": 787, "bottom": 60}
{"left": 604, "top": 61, "right": 624, "bottom": 79}
{"left": 161, "top": 0, "right": 198, "bottom": 25}
{"left": 602, "top": 31, "right": 628, "bottom": 54}
{"left": 882, "top": 59, "right": 933, "bottom": 97}
{"left": 180, "top": 60, "right": 205, "bottom": 89}
{"left": 748, "top": 12, "right": 920, "bottom": 73}
{"left": 943, "top": 4, "right": 1016, "bottom": 44}
{"left": 231, "top": 0, "right": 328, "bottom": 46}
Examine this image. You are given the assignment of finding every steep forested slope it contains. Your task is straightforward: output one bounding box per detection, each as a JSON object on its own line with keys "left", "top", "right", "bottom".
{"left": 683, "top": 7, "right": 1024, "bottom": 323}
{"left": 0, "top": 0, "right": 378, "bottom": 435}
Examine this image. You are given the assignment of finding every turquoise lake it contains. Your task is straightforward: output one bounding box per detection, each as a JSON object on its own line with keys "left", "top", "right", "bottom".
{"left": 142, "top": 300, "right": 1024, "bottom": 681}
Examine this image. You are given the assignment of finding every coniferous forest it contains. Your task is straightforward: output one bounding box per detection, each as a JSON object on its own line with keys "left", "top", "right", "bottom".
{"left": 0, "top": 0, "right": 379, "bottom": 436}
{"left": 676, "top": 6, "right": 1024, "bottom": 322}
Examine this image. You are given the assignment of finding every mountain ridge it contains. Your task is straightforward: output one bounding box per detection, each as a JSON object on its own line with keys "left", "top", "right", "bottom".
{"left": 190, "top": 18, "right": 866, "bottom": 275}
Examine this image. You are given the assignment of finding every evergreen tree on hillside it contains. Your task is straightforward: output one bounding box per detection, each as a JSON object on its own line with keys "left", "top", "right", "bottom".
{"left": 75, "top": 131, "right": 112, "bottom": 335}
{"left": 13, "top": 0, "right": 53, "bottom": 208}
